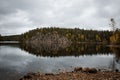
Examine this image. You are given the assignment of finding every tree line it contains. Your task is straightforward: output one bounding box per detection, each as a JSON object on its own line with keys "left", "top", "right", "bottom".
{"left": 20, "top": 27, "right": 112, "bottom": 43}
{"left": 110, "top": 29, "right": 120, "bottom": 44}
{"left": 1, "top": 27, "right": 120, "bottom": 44}
{"left": 0, "top": 35, "right": 21, "bottom": 41}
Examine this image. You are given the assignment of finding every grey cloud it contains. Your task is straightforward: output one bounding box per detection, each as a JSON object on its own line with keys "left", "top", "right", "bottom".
{"left": 93, "top": 0, "right": 120, "bottom": 18}
{"left": 0, "top": 0, "right": 120, "bottom": 35}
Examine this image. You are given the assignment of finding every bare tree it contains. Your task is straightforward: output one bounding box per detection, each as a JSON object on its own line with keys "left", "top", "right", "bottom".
{"left": 110, "top": 18, "right": 116, "bottom": 33}
{"left": 110, "top": 18, "right": 117, "bottom": 42}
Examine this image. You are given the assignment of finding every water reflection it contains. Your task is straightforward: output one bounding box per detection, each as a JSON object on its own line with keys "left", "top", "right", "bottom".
{"left": 0, "top": 44, "right": 36, "bottom": 80}
{"left": 21, "top": 43, "right": 112, "bottom": 57}
{"left": 110, "top": 47, "right": 120, "bottom": 60}
{"left": 20, "top": 43, "right": 120, "bottom": 72}
{"left": 0, "top": 43, "right": 120, "bottom": 80}
{"left": 109, "top": 47, "right": 120, "bottom": 72}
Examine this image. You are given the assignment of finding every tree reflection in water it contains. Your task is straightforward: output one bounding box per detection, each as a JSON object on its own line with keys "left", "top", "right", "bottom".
{"left": 20, "top": 43, "right": 120, "bottom": 72}
{"left": 110, "top": 47, "right": 120, "bottom": 72}
{"left": 20, "top": 43, "right": 112, "bottom": 57}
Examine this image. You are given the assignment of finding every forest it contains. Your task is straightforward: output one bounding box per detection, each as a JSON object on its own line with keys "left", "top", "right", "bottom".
{"left": 0, "top": 35, "right": 21, "bottom": 41}
{"left": 20, "top": 27, "right": 113, "bottom": 43}
{"left": 0, "top": 27, "right": 120, "bottom": 44}
{"left": 110, "top": 29, "right": 120, "bottom": 44}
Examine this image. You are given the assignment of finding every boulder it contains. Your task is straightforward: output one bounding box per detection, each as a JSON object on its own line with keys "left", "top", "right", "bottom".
{"left": 82, "top": 67, "right": 90, "bottom": 72}
{"left": 74, "top": 67, "right": 82, "bottom": 72}
{"left": 88, "top": 68, "right": 97, "bottom": 73}
{"left": 82, "top": 67, "right": 97, "bottom": 73}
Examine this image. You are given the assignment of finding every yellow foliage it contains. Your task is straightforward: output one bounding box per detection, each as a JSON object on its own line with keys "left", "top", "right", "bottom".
{"left": 25, "top": 35, "right": 28, "bottom": 39}
{"left": 81, "top": 34, "right": 84, "bottom": 39}
{"left": 110, "top": 32, "right": 120, "bottom": 43}
{"left": 96, "top": 35, "right": 101, "bottom": 41}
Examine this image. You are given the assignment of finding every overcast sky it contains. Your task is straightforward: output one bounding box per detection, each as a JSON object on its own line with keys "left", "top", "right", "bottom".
{"left": 0, "top": 0, "right": 120, "bottom": 35}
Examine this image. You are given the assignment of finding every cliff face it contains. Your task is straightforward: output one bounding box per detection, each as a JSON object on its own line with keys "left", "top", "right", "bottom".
{"left": 25, "top": 32, "right": 72, "bottom": 48}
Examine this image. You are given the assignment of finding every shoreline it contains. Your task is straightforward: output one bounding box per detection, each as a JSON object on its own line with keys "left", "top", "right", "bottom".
{"left": 19, "top": 67, "right": 120, "bottom": 80}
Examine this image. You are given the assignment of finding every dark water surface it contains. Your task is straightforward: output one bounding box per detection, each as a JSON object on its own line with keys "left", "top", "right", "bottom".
{"left": 0, "top": 43, "right": 120, "bottom": 80}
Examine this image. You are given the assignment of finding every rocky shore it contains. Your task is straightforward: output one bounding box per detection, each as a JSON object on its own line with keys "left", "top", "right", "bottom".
{"left": 19, "top": 67, "right": 120, "bottom": 80}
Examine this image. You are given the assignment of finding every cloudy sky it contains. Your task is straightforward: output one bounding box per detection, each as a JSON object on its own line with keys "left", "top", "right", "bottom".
{"left": 0, "top": 0, "right": 120, "bottom": 35}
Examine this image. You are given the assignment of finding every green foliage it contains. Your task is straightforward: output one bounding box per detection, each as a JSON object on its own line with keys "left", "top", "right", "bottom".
{"left": 1, "top": 27, "right": 113, "bottom": 43}
{"left": 21, "top": 27, "right": 112, "bottom": 43}
{"left": 0, "top": 35, "right": 21, "bottom": 41}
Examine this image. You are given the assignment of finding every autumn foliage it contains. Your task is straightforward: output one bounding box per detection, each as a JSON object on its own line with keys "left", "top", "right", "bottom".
{"left": 110, "top": 29, "right": 120, "bottom": 44}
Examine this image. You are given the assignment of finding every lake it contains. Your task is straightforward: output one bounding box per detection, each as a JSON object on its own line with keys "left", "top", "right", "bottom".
{"left": 0, "top": 43, "right": 120, "bottom": 80}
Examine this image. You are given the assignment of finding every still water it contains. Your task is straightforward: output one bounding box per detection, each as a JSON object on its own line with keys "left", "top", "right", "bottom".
{"left": 0, "top": 43, "right": 120, "bottom": 80}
